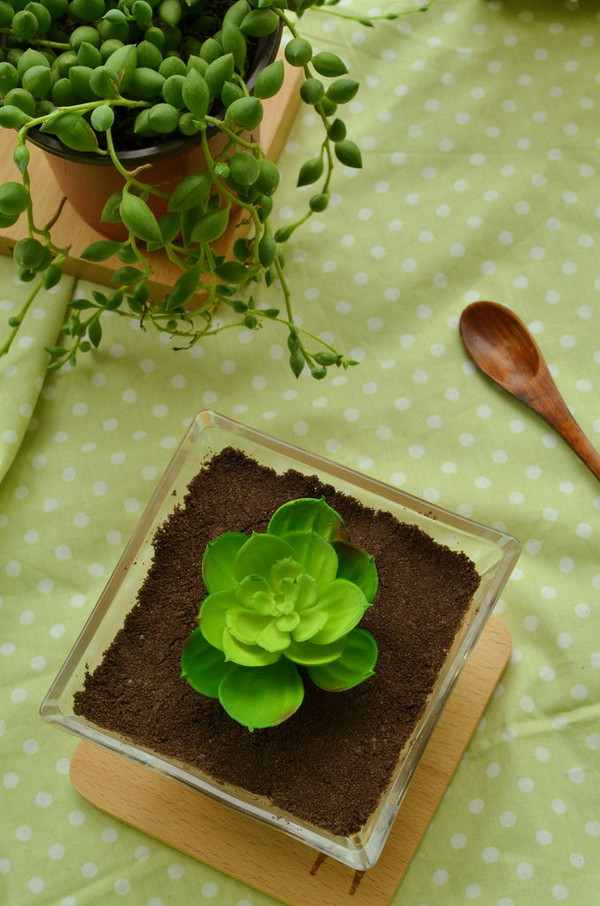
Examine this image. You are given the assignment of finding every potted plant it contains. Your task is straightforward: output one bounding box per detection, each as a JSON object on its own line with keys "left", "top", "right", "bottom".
{"left": 179, "top": 494, "right": 380, "bottom": 731}
{"left": 0, "top": 0, "right": 424, "bottom": 379}
{"left": 41, "top": 411, "right": 520, "bottom": 870}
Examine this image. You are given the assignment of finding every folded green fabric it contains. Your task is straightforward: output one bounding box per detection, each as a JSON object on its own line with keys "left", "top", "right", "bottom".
{"left": 0, "top": 258, "right": 75, "bottom": 482}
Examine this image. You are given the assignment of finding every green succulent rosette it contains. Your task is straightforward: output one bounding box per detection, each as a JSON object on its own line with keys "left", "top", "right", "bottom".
{"left": 181, "top": 497, "right": 379, "bottom": 731}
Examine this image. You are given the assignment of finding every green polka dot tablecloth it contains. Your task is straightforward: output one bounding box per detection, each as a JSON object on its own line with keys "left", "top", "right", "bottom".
{"left": 1, "top": 1, "right": 600, "bottom": 904}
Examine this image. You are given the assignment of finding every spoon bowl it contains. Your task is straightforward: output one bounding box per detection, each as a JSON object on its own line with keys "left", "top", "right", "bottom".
{"left": 459, "top": 301, "right": 600, "bottom": 482}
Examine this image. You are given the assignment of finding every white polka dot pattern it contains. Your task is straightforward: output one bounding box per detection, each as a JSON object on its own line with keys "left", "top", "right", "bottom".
{"left": 1, "top": 1, "right": 599, "bottom": 905}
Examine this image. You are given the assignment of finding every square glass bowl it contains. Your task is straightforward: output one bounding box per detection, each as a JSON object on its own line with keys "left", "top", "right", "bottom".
{"left": 41, "top": 410, "right": 520, "bottom": 870}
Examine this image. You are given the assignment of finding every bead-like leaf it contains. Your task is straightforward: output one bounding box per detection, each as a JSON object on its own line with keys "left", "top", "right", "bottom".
{"left": 0, "top": 62, "right": 19, "bottom": 96}
{"left": 284, "top": 37, "right": 312, "bottom": 67}
{"left": 258, "top": 234, "right": 277, "bottom": 267}
{"left": 104, "top": 43, "right": 137, "bottom": 92}
{"left": 80, "top": 239, "right": 122, "bottom": 262}
{"left": 296, "top": 155, "right": 324, "bottom": 188}
{"left": 119, "top": 193, "right": 162, "bottom": 243}
{"left": 130, "top": 69, "right": 166, "bottom": 102}
{"left": 90, "top": 104, "right": 114, "bottom": 132}
{"left": 226, "top": 96, "right": 263, "bottom": 130}
{"left": 190, "top": 206, "right": 230, "bottom": 244}
{"left": 0, "top": 182, "right": 29, "bottom": 216}
{"left": 182, "top": 67, "right": 209, "bottom": 117}
{"left": 89, "top": 65, "right": 120, "bottom": 99}
{"left": 334, "top": 138, "right": 363, "bottom": 169}
{"left": 253, "top": 59, "right": 284, "bottom": 99}
{"left": 300, "top": 77, "right": 324, "bottom": 105}
{"left": 289, "top": 347, "right": 305, "bottom": 378}
{"left": 13, "top": 237, "right": 45, "bottom": 270}
{"left": 326, "top": 77, "right": 359, "bottom": 105}
{"left": 229, "top": 150, "right": 260, "bottom": 186}
{"left": 164, "top": 262, "right": 201, "bottom": 310}
{"left": 0, "top": 105, "right": 32, "bottom": 128}
{"left": 221, "top": 21, "right": 247, "bottom": 73}
{"left": 42, "top": 113, "right": 100, "bottom": 153}
{"left": 88, "top": 317, "right": 102, "bottom": 348}
{"left": 254, "top": 159, "right": 280, "bottom": 195}
{"left": 214, "top": 261, "right": 249, "bottom": 284}
{"left": 112, "top": 265, "right": 143, "bottom": 286}
{"left": 240, "top": 8, "right": 279, "bottom": 37}
{"left": 204, "top": 53, "right": 235, "bottom": 97}
{"left": 158, "top": 212, "right": 181, "bottom": 244}
{"left": 311, "top": 51, "right": 348, "bottom": 77}
{"left": 100, "top": 191, "right": 122, "bottom": 224}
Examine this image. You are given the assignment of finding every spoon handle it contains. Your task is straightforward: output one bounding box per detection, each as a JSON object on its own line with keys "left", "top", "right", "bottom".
{"left": 519, "top": 371, "right": 600, "bottom": 482}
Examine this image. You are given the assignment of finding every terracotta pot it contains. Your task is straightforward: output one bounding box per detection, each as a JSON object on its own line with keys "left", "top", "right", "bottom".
{"left": 27, "top": 28, "right": 281, "bottom": 242}
{"left": 31, "top": 132, "right": 228, "bottom": 242}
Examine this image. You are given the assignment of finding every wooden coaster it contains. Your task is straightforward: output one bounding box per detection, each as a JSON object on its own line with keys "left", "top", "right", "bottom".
{"left": 0, "top": 56, "right": 302, "bottom": 296}
{"left": 70, "top": 616, "right": 512, "bottom": 906}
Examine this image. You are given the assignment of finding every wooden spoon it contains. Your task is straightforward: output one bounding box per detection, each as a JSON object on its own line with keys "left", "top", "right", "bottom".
{"left": 459, "top": 300, "right": 600, "bottom": 481}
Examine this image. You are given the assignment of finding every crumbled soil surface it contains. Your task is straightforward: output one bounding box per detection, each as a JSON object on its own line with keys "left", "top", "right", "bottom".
{"left": 74, "top": 448, "right": 480, "bottom": 836}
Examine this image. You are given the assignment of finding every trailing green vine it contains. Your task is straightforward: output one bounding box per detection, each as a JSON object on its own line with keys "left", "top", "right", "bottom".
{"left": 0, "top": 0, "right": 432, "bottom": 379}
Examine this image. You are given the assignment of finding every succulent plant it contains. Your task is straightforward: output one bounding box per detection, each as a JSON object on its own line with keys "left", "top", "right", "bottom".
{"left": 181, "top": 496, "right": 378, "bottom": 730}
{"left": 0, "top": 0, "right": 430, "bottom": 379}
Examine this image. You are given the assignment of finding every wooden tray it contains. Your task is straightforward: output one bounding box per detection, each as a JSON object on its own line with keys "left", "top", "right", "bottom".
{"left": 70, "top": 616, "right": 512, "bottom": 906}
{"left": 0, "top": 56, "right": 302, "bottom": 296}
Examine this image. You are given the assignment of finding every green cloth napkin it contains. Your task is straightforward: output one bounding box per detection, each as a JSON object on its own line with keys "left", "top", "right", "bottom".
{"left": 0, "top": 271, "right": 75, "bottom": 482}
{"left": 1, "top": 2, "right": 599, "bottom": 905}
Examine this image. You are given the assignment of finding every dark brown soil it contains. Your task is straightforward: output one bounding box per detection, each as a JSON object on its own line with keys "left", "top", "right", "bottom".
{"left": 74, "top": 448, "right": 480, "bottom": 837}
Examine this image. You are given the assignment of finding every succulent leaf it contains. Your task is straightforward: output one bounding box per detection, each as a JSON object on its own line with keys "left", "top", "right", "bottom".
{"left": 281, "top": 529, "right": 338, "bottom": 588}
{"left": 267, "top": 557, "right": 302, "bottom": 588}
{"left": 202, "top": 531, "right": 247, "bottom": 593}
{"left": 218, "top": 660, "right": 304, "bottom": 731}
{"left": 282, "top": 573, "right": 319, "bottom": 613}
{"left": 199, "top": 589, "right": 236, "bottom": 650}
{"left": 236, "top": 574, "right": 276, "bottom": 612}
{"left": 233, "top": 533, "right": 297, "bottom": 584}
{"left": 307, "top": 628, "right": 378, "bottom": 691}
{"left": 332, "top": 540, "right": 378, "bottom": 603}
{"left": 285, "top": 634, "right": 347, "bottom": 666}
{"left": 226, "top": 607, "right": 274, "bottom": 647}
{"left": 289, "top": 604, "right": 328, "bottom": 643}
{"left": 306, "top": 578, "right": 368, "bottom": 645}
{"left": 267, "top": 497, "right": 348, "bottom": 543}
{"left": 222, "top": 628, "right": 282, "bottom": 667}
{"left": 180, "top": 627, "right": 231, "bottom": 697}
{"left": 182, "top": 499, "right": 379, "bottom": 729}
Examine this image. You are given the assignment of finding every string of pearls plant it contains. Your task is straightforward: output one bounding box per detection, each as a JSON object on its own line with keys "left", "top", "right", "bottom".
{"left": 0, "top": 0, "right": 431, "bottom": 379}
